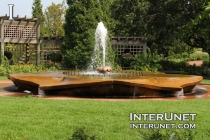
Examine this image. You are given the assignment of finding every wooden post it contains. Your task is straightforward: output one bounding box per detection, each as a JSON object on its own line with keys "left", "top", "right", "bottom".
{"left": 26, "top": 44, "right": 30, "bottom": 63}
{"left": 37, "top": 42, "right": 40, "bottom": 65}
{"left": 36, "top": 21, "right": 40, "bottom": 65}
{"left": 143, "top": 39, "right": 147, "bottom": 53}
{"left": 0, "top": 19, "right": 4, "bottom": 64}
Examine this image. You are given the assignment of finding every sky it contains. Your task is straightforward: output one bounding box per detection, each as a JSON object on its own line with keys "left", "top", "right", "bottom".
{"left": 0, "top": 0, "right": 66, "bottom": 18}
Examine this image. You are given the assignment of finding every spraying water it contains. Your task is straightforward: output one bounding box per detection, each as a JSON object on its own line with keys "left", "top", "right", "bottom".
{"left": 96, "top": 22, "right": 107, "bottom": 67}
{"left": 89, "top": 22, "right": 108, "bottom": 70}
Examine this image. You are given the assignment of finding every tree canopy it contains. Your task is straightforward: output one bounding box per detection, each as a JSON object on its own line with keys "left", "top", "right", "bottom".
{"left": 111, "top": 0, "right": 149, "bottom": 36}
{"left": 176, "top": 1, "right": 210, "bottom": 53}
{"left": 111, "top": 0, "right": 208, "bottom": 55}
{"left": 44, "top": 0, "right": 66, "bottom": 36}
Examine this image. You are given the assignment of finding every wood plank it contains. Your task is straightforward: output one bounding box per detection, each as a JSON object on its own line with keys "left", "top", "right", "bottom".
{"left": 1, "top": 19, "right": 4, "bottom": 64}
{"left": 36, "top": 22, "right": 40, "bottom": 65}
{"left": 4, "top": 20, "right": 36, "bottom": 26}
{"left": 0, "top": 15, "right": 40, "bottom": 22}
{"left": 4, "top": 38, "right": 37, "bottom": 44}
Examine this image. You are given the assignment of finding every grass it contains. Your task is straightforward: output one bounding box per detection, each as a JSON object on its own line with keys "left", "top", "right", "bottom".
{"left": 0, "top": 76, "right": 8, "bottom": 80}
{"left": 201, "top": 79, "right": 210, "bottom": 84}
{"left": 0, "top": 97, "right": 209, "bottom": 139}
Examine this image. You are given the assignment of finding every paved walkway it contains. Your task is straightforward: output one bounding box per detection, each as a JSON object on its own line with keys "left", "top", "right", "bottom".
{"left": 0, "top": 80, "right": 210, "bottom": 101}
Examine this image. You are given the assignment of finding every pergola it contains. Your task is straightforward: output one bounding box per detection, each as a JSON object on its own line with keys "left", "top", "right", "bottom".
{"left": 111, "top": 36, "right": 147, "bottom": 55}
{"left": 0, "top": 15, "right": 43, "bottom": 64}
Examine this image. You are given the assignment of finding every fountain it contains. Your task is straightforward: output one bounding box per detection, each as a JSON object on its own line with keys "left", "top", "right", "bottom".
{"left": 89, "top": 22, "right": 112, "bottom": 72}
{"left": 7, "top": 22, "right": 203, "bottom": 98}
{"left": 8, "top": 71, "right": 202, "bottom": 98}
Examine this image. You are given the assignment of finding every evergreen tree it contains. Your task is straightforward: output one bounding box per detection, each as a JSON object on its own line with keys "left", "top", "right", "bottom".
{"left": 99, "top": 0, "right": 116, "bottom": 36}
{"left": 32, "top": 0, "right": 44, "bottom": 36}
{"left": 62, "top": 0, "right": 103, "bottom": 69}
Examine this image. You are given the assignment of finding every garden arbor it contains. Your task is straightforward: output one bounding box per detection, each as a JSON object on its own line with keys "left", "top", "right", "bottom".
{"left": 111, "top": 37, "right": 147, "bottom": 55}
{"left": 0, "top": 15, "right": 147, "bottom": 67}
{"left": 0, "top": 15, "right": 43, "bottom": 64}
{"left": 111, "top": 37, "right": 147, "bottom": 69}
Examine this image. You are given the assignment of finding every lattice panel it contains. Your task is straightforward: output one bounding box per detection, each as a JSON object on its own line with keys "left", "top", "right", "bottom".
{"left": 4, "top": 44, "right": 38, "bottom": 64}
{"left": 4, "top": 25, "right": 37, "bottom": 39}
{"left": 28, "top": 44, "right": 37, "bottom": 64}
{"left": 40, "top": 44, "right": 60, "bottom": 62}
{"left": 129, "top": 46, "right": 144, "bottom": 55}
{"left": 114, "top": 45, "right": 144, "bottom": 55}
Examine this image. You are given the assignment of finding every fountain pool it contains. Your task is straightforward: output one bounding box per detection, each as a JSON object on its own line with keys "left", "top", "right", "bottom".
{"left": 8, "top": 70, "right": 203, "bottom": 98}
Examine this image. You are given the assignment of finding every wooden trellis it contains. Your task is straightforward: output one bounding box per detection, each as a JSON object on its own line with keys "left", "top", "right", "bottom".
{"left": 0, "top": 15, "right": 42, "bottom": 64}
{"left": 4, "top": 43, "right": 37, "bottom": 64}
{"left": 39, "top": 36, "right": 63, "bottom": 64}
{"left": 110, "top": 37, "right": 147, "bottom": 55}
{"left": 40, "top": 44, "right": 60, "bottom": 63}
{"left": 110, "top": 37, "right": 147, "bottom": 69}
{"left": 3, "top": 37, "right": 62, "bottom": 65}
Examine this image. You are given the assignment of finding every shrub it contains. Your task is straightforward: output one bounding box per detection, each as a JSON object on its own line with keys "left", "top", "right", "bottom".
{"left": 167, "top": 39, "right": 193, "bottom": 57}
{"left": 120, "top": 52, "right": 133, "bottom": 67}
{"left": 188, "top": 52, "right": 209, "bottom": 61}
{"left": 68, "top": 127, "right": 96, "bottom": 140}
{"left": 4, "top": 50, "right": 13, "bottom": 60}
{"left": 130, "top": 51, "right": 162, "bottom": 72}
{"left": 159, "top": 59, "right": 187, "bottom": 71}
{"left": 0, "top": 66, "right": 7, "bottom": 76}
{"left": 167, "top": 52, "right": 190, "bottom": 60}
{"left": 50, "top": 52, "right": 63, "bottom": 63}
{"left": 159, "top": 59, "right": 210, "bottom": 76}
{"left": 167, "top": 52, "right": 209, "bottom": 62}
{"left": 140, "top": 129, "right": 198, "bottom": 140}
{"left": 0, "top": 64, "right": 59, "bottom": 76}
{"left": 184, "top": 65, "right": 210, "bottom": 76}
{"left": 140, "top": 129, "right": 167, "bottom": 140}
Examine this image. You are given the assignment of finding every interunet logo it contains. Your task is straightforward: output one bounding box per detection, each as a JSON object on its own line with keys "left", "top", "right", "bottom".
{"left": 8, "top": 4, "right": 14, "bottom": 20}
{"left": 129, "top": 112, "right": 196, "bottom": 129}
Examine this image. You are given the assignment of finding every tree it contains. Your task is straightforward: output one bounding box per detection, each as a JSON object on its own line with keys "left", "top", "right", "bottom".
{"left": 99, "top": 0, "right": 116, "bottom": 36}
{"left": 111, "top": 0, "right": 149, "bottom": 36}
{"left": 32, "top": 0, "right": 44, "bottom": 36}
{"left": 111, "top": 0, "right": 208, "bottom": 56}
{"left": 44, "top": 0, "right": 66, "bottom": 36}
{"left": 177, "top": 1, "right": 210, "bottom": 53}
{"left": 62, "top": 0, "right": 103, "bottom": 69}
{"left": 201, "top": 2, "right": 210, "bottom": 51}
{"left": 143, "top": 0, "right": 206, "bottom": 53}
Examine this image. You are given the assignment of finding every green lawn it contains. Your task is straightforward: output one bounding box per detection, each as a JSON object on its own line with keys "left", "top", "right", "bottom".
{"left": 201, "top": 79, "right": 210, "bottom": 84}
{"left": 0, "top": 76, "right": 8, "bottom": 80}
{"left": 0, "top": 97, "right": 209, "bottom": 139}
